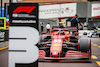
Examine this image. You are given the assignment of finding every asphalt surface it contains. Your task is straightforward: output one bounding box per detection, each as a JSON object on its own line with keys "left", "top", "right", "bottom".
{"left": 0, "top": 49, "right": 8, "bottom": 67}
{"left": 0, "top": 38, "right": 100, "bottom": 67}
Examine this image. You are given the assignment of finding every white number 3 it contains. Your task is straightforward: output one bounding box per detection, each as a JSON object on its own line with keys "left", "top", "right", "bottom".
{"left": 9, "top": 27, "right": 39, "bottom": 67}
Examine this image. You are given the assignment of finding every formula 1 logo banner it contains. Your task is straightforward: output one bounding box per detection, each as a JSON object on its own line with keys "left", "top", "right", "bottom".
{"left": 9, "top": 3, "right": 39, "bottom": 67}
{"left": 9, "top": 3, "right": 38, "bottom": 30}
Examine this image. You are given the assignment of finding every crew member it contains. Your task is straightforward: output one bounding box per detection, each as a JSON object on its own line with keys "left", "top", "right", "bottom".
{"left": 41, "top": 23, "right": 44, "bottom": 32}
{"left": 46, "top": 23, "right": 50, "bottom": 33}
{"left": 71, "top": 14, "right": 83, "bottom": 33}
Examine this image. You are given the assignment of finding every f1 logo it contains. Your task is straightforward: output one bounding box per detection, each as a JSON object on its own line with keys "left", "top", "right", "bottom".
{"left": 13, "top": 6, "right": 36, "bottom": 13}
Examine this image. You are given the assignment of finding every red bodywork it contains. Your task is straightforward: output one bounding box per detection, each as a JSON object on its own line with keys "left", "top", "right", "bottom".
{"left": 50, "top": 29, "right": 70, "bottom": 57}
{"left": 39, "top": 27, "right": 91, "bottom": 60}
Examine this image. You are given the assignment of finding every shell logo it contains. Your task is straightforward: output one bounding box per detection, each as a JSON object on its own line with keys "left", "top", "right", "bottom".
{"left": 54, "top": 43, "right": 60, "bottom": 46}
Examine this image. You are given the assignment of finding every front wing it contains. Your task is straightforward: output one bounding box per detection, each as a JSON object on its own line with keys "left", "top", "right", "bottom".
{"left": 39, "top": 50, "right": 90, "bottom": 60}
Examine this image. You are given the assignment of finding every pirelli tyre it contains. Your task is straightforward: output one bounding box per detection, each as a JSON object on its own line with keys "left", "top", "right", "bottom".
{"left": 78, "top": 37, "right": 91, "bottom": 52}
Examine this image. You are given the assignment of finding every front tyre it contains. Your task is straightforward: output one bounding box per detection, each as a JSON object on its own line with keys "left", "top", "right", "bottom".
{"left": 78, "top": 37, "right": 91, "bottom": 52}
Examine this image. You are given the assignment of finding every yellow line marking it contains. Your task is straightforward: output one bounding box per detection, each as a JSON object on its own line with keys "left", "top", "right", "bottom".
{"left": 0, "top": 46, "right": 9, "bottom": 50}
{"left": 98, "top": 46, "right": 100, "bottom": 48}
{"left": 91, "top": 55, "right": 98, "bottom": 59}
{"left": 96, "top": 61, "right": 100, "bottom": 66}
{"left": 93, "top": 44, "right": 98, "bottom": 46}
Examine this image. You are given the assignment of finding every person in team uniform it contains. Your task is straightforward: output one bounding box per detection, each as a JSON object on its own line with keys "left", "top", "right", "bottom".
{"left": 71, "top": 14, "right": 83, "bottom": 32}
{"left": 41, "top": 23, "right": 44, "bottom": 32}
{"left": 71, "top": 14, "right": 83, "bottom": 36}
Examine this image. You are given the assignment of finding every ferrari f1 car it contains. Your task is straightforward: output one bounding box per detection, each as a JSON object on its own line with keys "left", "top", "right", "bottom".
{"left": 38, "top": 27, "right": 91, "bottom": 60}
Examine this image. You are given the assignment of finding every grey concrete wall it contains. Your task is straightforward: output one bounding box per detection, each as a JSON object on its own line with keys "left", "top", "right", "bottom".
{"left": 77, "top": 2, "right": 92, "bottom": 18}
{"left": 77, "top": 2, "right": 88, "bottom": 18}
{"left": 87, "top": 2, "right": 91, "bottom": 18}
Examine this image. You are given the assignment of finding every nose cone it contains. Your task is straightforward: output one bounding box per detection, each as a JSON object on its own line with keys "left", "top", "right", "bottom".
{"left": 50, "top": 38, "right": 63, "bottom": 57}
{"left": 52, "top": 52, "right": 58, "bottom": 57}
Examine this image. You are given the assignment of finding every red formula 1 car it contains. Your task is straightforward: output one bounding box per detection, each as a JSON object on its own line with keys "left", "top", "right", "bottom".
{"left": 38, "top": 27, "right": 91, "bottom": 60}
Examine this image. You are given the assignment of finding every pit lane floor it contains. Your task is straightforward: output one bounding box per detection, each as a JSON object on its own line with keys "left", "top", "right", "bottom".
{"left": 0, "top": 38, "right": 100, "bottom": 67}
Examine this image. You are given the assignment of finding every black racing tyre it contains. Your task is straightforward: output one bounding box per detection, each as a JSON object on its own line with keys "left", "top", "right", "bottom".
{"left": 78, "top": 37, "right": 91, "bottom": 52}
